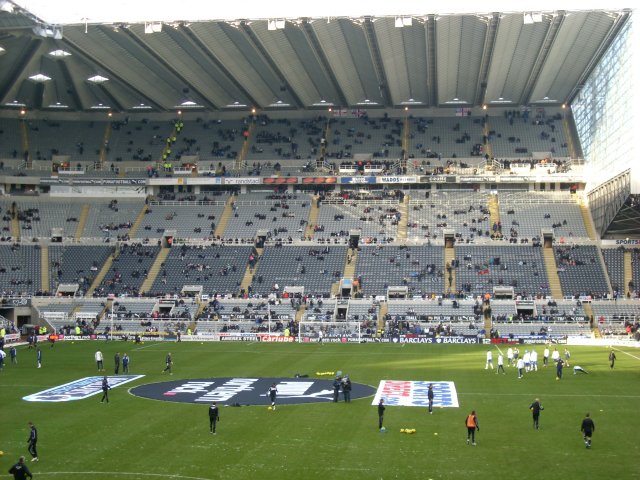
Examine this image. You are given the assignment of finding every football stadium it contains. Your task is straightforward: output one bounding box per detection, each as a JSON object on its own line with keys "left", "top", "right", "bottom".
{"left": 0, "top": 1, "right": 639, "bottom": 479}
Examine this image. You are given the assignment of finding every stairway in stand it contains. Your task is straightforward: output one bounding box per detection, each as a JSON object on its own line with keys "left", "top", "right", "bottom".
{"left": 582, "top": 303, "right": 600, "bottom": 337}
{"left": 444, "top": 246, "right": 456, "bottom": 294}
{"left": 377, "top": 301, "right": 388, "bottom": 337}
{"left": 75, "top": 205, "right": 90, "bottom": 240}
{"left": 235, "top": 122, "right": 255, "bottom": 171}
{"left": 543, "top": 248, "right": 563, "bottom": 299}
{"left": 483, "top": 303, "right": 492, "bottom": 337}
{"left": 128, "top": 204, "right": 149, "bottom": 238}
{"left": 304, "top": 195, "right": 320, "bottom": 239}
{"left": 342, "top": 248, "right": 358, "bottom": 279}
{"left": 239, "top": 247, "right": 261, "bottom": 294}
{"left": 396, "top": 194, "right": 409, "bottom": 241}
{"left": 488, "top": 193, "right": 501, "bottom": 236}
{"left": 624, "top": 250, "right": 633, "bottom": 296}
{"left": 214, "top": 196, "right": 235, "bottom": 238}
{"left": 41, "top": 244, "right": 50, "bottom": 294}
{"left": 86, "top": 249, "right": 118, "bottom": 296}
{"left": 577, "top": 197, "right": 597, "bottom": 240}
{"left": 139, "top": 247, "right": 171, "bottom": 295}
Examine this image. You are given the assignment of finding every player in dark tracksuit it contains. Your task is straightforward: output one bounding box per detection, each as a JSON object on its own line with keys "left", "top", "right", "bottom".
{"left": 209, "top": 402, "right": 220, "bottom": 434}
{"left": 581, "top": 413, "right": 595, "bottom": 448}
{"left": 333, "top": 377, "right": 341, "bottom": 403}
{"left": 114, "top": 352, "right": 120, "bottom": 374}
{"left": 529, "top": 398, "right": 543, "bottom": 429}
{"left": 378, "top": 399, "right": 386, "bottom": 430}
{"left": 556, "top": 358, "right": 564, "bottom": 380}
{"left": 101, "top": 376, "right": 111, "bottom": 403}
{"left": 609, "top": 350, "right": 617, "bottom": 369}
{"left": 342, "top": 376, "right": 352, "bottom": 403}
{"left": 268, "top": 383, "right": 278, "bottom": 410}
{"left": 9, "top": 456, "right": 32, "bottom": 479}
{"left": 428, "top": 384, "right": 434, "bottom": 414}
{"left": 27, "top": 422, "right": 38, "bottom": 461}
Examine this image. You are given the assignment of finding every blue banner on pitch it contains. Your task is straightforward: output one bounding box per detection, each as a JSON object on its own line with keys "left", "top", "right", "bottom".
{"left": 23, "top": 375, "right": 145, "bottom": 402}
{"left": 371, "top": 380, "right": 459, "bottom": 407}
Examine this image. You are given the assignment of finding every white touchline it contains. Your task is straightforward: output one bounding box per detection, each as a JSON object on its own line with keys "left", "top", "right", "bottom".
{"left": 36, "top": 472, "right": 212, "bottom": 480}
{"left": 612, "top": 347, "right": 640, "bottom": 361}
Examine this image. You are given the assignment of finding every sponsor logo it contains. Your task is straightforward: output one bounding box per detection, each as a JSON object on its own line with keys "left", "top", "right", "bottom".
{"left": 130, "top": 377, "right": 376, "bottom": 405}
{"left": 615, "top": 239, "right": 640, "bottom": 245}
{"left": 222, "top": 177, "right": 260, "bottom": 185}
{"left": 340, "top": 176, "right": 377, "bottom": 184}
{"left": 372, "top": 380, "right": 459, "bottom": 408}
{"left": 391, "top": 336, "right": 478, "bottom": 344}
{"left": 23, "top": 375, "right": 144, "bottom": 402}
{"left": 258, "top": 335, "right": 295, "bottom": 343}
{"left": 379, "top": 176, "right": 418, "bottom": 183}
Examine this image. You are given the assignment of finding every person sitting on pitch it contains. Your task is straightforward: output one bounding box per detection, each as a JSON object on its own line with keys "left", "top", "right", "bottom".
{"left": 573, "top": 365, "right": 589, "bottom": 374}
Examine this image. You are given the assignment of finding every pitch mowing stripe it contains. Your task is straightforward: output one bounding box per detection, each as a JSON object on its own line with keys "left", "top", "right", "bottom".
{"left": 36, "top": 472, "right": 212, "bottom": 480}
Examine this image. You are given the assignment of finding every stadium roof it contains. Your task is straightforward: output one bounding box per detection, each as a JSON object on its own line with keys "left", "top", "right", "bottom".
{"left": 0, "top": 1, "right": 633, "bottom": 112}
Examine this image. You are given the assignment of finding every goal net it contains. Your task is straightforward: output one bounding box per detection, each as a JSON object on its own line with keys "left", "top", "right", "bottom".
{"left": 297, "top": 321, "right": 363, "bottom": 343}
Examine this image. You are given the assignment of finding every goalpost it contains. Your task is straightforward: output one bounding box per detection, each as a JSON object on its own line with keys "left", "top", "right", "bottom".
{"left": 297, "top": 320, "right": 362, "bottom": 343}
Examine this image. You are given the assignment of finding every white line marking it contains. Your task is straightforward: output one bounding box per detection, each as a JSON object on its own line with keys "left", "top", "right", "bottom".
{"left": 132, "top": 343, "right": 162, "bottom": 351}
{"left": 612, "top": 347, "right": 640, "bottom": 361}
{"left": 37, "top": 472, "right": 212, "bottom": 480}
{"left": 460, "top": 392, "right": 640, "bottom": 398}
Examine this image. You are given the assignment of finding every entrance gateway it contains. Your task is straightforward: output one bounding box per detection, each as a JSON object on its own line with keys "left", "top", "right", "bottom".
{"left": 130, "top": 377, "right": 376, "bottom": 405}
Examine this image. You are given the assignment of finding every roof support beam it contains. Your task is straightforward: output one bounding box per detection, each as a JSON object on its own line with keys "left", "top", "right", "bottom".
{"left": 180, "top": 25, "right": 259, "bottom": 110}
{"left": 301, "top": 20, "right": 349, "bottom": 108}
{"left": 425, "top": 15, "right": 437, "bottom": 107}
{"left": 120, "top": 27, "right": 217, "bottom": 110}
{"left": 474, "top": 13, "right": 500, "bottom": 106}
{"left": 519, "top": 12, "right": 564, "bottom": 105}
{"left": 240, "top": 23, "right": 304, "bottom": 109}
{"left": 0, "top": 37, "right": 40, "bottom": 104}
{"left": 62, "top": 34, "right": 161, "bottom": 111}
{"left": 363, "top": 17, "right": 392, "bottom": 107}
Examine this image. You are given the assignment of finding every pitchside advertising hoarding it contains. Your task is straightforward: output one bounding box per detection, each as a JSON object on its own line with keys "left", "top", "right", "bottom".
{"left": 372, "top": 380, "right": 459, "bottom": 408}
{"left": 389, "top": 335, "right": 479, "bottom": 344}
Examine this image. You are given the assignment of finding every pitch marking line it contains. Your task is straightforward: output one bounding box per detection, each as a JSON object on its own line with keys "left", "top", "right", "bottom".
{"left": 612, "top": 347, "right": 640, "bottom": 362}
{"left": 37, "top": 472, "right": 212, "bottom": 480}
{"left": 460, "top": 392, "right": 640, "bottom": 398}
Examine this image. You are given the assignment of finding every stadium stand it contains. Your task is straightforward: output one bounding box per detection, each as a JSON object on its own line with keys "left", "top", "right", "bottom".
{"left": 455, "top": 245, "right": 549, "bottom": 297}
{"left": 0, "top": 244, "right": 41, "bottom": 294}
{"left": 149, "top": 244, "right": 252, "bottom": 296}
{"left": 92, "top": 244, "right": 160, "bottom": 297}
{"left": 250, "top": 245, "right": 347, "bottom": 297}
{"left": 355, "top": 245, "right": 444, "bottom": 297}
{"left": 553, "top": 245, "right": 610, "bottom": 298}
{"left": 49, "top": 245, "right": 114, "bottom": 294}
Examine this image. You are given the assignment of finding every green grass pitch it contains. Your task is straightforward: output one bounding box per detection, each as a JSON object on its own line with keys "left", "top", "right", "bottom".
{"left": 1, "top": 341, "right": 639, "bottom": 479}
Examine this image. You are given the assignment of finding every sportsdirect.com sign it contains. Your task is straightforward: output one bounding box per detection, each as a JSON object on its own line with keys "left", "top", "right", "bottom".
{"left": 371, "top": 380, "right": 459, "bottom": 408}
{"left": 131, "top": 377, "right": 376, "bottom": 405}
{"left": 23, "top": 375, "right": 145, "bottom": 402}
